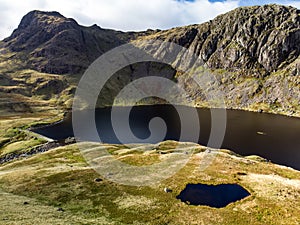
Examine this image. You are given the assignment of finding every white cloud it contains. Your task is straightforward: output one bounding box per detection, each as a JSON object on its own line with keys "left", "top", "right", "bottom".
{"left": 0, "top": 0, "right": 299, "bottom": 41}
{"left": 285, "top": 1, "right": 300, "bottom": 8}
{"left": 0, "top": 0, "right": 239, "bottom": 40}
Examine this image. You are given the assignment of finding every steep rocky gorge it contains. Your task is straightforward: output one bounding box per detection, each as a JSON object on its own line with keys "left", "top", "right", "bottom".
{"left": 0, "top": 4, "right": 299, "bottom": 115}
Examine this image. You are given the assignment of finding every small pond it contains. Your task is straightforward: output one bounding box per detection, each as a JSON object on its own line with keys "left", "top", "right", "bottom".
{"left": 176, "top": 183, "right": 250, "bottom": 208}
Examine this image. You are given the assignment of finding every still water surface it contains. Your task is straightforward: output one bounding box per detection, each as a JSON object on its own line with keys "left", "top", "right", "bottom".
{"left": 33, "top": 105, "right": 300, "bottom": 170}
{"left": 176, "top": 183, "right": 250, "bottom": 208}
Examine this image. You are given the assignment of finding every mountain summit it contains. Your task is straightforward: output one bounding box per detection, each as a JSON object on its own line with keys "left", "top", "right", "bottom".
{"left": 2, "top": 10, "right": 152, "bottom": 74}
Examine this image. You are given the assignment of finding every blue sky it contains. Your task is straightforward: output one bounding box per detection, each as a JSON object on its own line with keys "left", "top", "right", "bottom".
{"left": 238, "top": 0, "right": 300, "bottom": 6}
{"left": 208, "top": 0, "right": 300, "bottom": 5}
{"left": 0, "top": 0, "right": 300, "bottom": 40}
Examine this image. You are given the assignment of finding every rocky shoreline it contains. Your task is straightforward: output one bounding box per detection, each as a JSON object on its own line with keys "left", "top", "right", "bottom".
{"left": 0, "top": 137, "right": 76, "bottom": 164}
{"left": 0, "top": 141, "right": 60, "bottom": 164}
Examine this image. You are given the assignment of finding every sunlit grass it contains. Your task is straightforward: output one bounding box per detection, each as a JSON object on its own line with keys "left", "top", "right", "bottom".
{"left": 0, "top": 141, "right": 299, "bottom": 224}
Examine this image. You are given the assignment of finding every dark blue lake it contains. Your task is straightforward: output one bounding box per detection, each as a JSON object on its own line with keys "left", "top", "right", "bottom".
{"left": 32, "top": 105, "right": 300, "bottom": 170}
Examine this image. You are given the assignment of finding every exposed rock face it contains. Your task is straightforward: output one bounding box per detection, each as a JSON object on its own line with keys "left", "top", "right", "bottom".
{"left": 0, "top": 5, "right": 299, "bottom": 115}
{"left": 143, "top": 4, "right": 300, "bottom": 76}
{"left": 128, "top": 5, "right": 300, "bottom": 115}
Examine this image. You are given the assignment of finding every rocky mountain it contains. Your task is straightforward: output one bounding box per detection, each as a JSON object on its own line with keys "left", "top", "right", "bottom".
{"left": 139, "top": 4, "right": 300, "bottom": 115}
{"left": 1, "top": 10, "right": 158, "bottom": 74}
{"left": 0, "top": 4, "right": 299, "bottom": 115}
{"left": 149, "top": 4, "right": 300, "bottom": 75}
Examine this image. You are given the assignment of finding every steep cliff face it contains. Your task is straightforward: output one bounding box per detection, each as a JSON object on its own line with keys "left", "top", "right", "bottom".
{"left": 133, "top": 5, "right": 300, "bottom": 115}
{"left": 0, "top": 5, "right": 299, "bottom": 115}
{"left": 142, "top": 4, "right": 300, "bottom": 76}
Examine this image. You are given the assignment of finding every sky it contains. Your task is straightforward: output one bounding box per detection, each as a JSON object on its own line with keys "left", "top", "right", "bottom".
{"left": 0, "top": 0, "right": 300, "bottom": 40}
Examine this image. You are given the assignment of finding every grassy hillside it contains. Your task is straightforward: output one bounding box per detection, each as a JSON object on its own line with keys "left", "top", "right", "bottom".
{"left": 0, "top": 141, "right": 299, "bottom": 224}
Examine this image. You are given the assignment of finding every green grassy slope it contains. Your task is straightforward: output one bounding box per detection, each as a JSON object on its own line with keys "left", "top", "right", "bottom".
{"left": 0, "top": 142, "right": 299, "bottom": 224}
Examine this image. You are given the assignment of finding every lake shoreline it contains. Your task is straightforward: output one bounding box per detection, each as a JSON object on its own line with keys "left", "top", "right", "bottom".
{"left": 30, "top": 104, "right": 300, "bottom": 171}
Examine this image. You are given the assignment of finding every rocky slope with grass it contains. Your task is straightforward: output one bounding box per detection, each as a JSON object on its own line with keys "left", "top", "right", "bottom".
{"left": 1, "top": 10, "right": 158, "bottom": 75}
{"left": 0, "top": 4, "right": 299, "bottom": 115}
{"left": 135, "top": 4, "right": 300, "bottom": 115}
